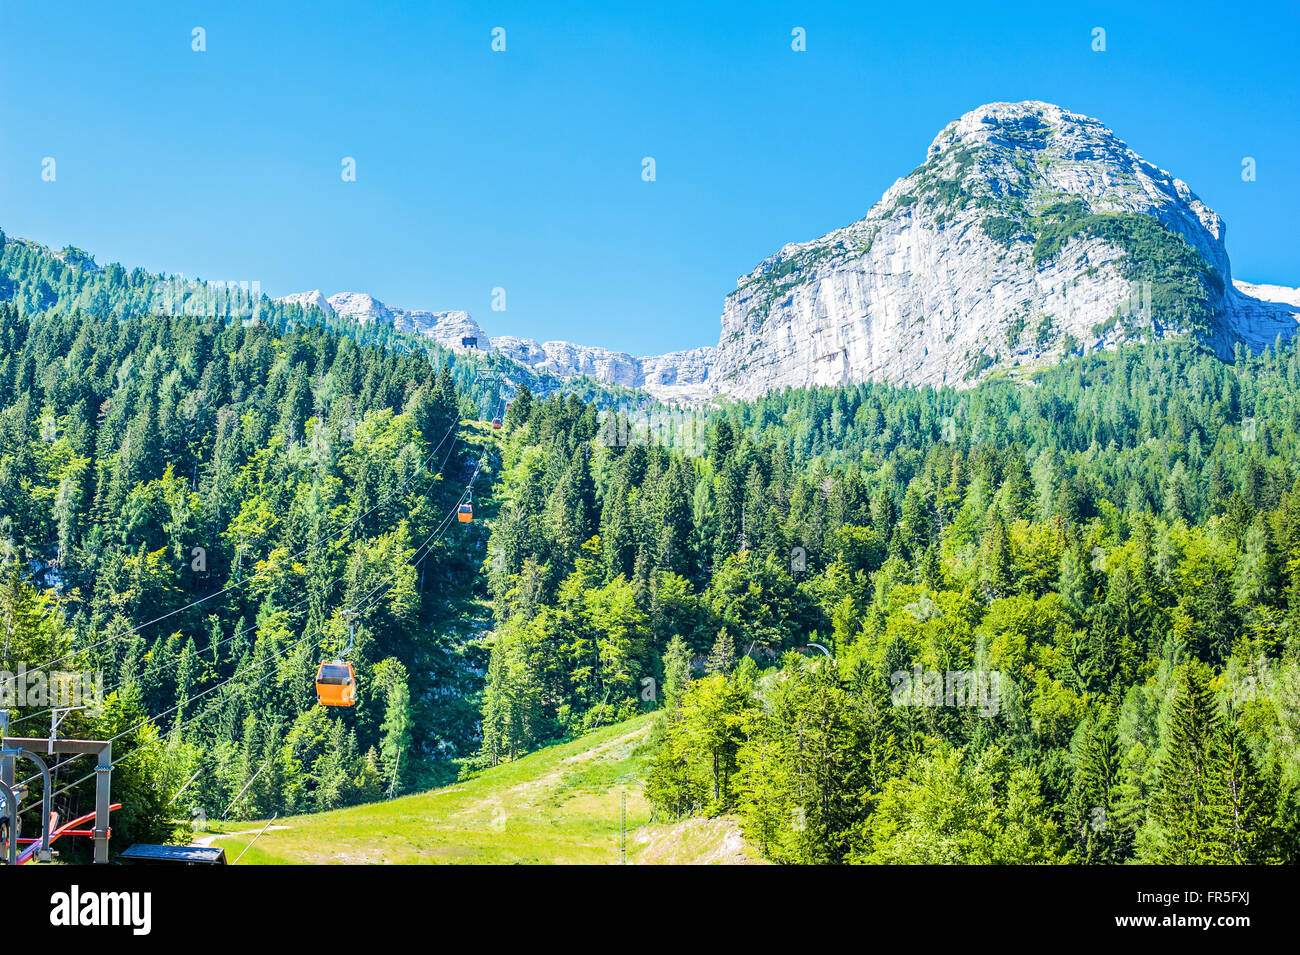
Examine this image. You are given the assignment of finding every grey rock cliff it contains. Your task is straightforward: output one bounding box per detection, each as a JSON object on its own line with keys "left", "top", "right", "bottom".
{"left": 280, "top": 102, "right": 1298, "bottom": 401}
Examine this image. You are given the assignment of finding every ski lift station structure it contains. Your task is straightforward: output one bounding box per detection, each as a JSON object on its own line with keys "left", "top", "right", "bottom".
{"left": 1, "top": 710, "right": 116, "bottom": 865}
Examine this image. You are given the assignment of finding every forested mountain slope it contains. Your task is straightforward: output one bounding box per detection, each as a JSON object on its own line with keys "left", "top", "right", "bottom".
{"left": 4, "top": 217, "right": 1300, "bottom": 864}
{"left": 0, "top": 293, "right": 498, "bottom": 853}
{"left": 0, "top": 228, "right": 640, "bottom": 414}
{"left": 481, "top": 338, "right": 1300, "bottom": 863}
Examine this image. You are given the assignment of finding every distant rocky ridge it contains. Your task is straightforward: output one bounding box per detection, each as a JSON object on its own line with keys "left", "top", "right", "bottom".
{"left": 279, "top": 101, "right": 1299, "bottom": 400}
{"left": 276, "top": 290, "right": 717, "bottom": 401}
{"left": 1234, "top": 281, "right": 1300, "bottom": 309}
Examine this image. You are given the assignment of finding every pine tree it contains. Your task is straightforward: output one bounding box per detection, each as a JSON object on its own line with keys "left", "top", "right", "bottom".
{"left": 1144, "top": 663, "right": 1225, "bottom": 861}
{"left": 661, "top": 634, "right": 692, "bottom": 711}
{"left": 1067, "top": 706, "right": 1127, "bottom": 862}
{"left": 1141, "top": 662, "right": 1270, "bottom": 863}
{"left": 705, "top": 630, "right": 736, "bottom": 676}
{"left": 380, "top": 679, "right": 411, "bottom": 796}
{"left": 1218, "top": 717, "right": 1273, "bottom": 863}
{"left": 979, "top": 511, "right": 1014, "bottom": 599}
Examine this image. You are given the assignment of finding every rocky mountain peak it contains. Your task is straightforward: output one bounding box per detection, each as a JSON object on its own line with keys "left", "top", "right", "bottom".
{"left": 712, "top": 101, "right": 1297, "bottom": 397}
{"left": 278, "top": 102, "right": 1297, "bottom": 403}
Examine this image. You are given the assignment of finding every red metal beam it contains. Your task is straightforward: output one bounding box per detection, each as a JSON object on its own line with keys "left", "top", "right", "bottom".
{"left": 14, "top": 803, "right": 121, "bottom": 865}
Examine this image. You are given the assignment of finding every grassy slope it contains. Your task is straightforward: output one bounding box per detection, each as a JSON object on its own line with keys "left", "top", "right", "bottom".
{"left": 208, "top": 715, "right": 760, "bottom": 865}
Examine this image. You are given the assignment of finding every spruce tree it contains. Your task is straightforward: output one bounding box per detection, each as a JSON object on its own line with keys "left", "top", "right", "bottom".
{"left": 705, "top": 630, "right": 736, "bottom": 676}
{"left": 1141, "top": 662, "right": 1270, "bottom": 863}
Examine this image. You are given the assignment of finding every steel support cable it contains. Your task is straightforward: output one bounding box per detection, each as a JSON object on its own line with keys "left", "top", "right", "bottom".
{"left": 10, "top": 423, "right": 466, "bottom": 730}
{"left": 17, "top": 414, "right": 462, "bottom": 679}
{"left": 39, "top": 468, "right": 481, "bottom": 805}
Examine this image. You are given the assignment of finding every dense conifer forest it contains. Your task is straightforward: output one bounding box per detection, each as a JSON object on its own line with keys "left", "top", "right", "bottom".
{"left": 481, "top": 341, "right": 1300, "bottom": 863}
{"left": 2, "top": 233, "right": 1299, "bottom": 862}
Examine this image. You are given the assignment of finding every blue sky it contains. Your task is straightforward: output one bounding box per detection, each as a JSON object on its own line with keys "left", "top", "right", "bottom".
{"left": 2, "top": 1, "right": 1297, "bottom": 355}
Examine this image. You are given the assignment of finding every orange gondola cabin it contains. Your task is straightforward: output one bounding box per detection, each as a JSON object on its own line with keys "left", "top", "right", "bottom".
{"left": 491, "top": 416, "right": 502, "bottom": 430}
{"left": 315, "top": 660, "right": 357, "bottom": 707}
{"left": 457, "top": 502, "right": 473, "bottom": 523}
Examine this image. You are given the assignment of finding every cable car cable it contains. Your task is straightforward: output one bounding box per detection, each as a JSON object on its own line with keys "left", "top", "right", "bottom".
{"left": 40, "top": 484, "right": 474, "bottom": 806}
{"left": 18, "top": 413, "right": 464, "bottom": 679}
{"left": 9, "top": 422, "right": 469, "bottom": 729}
{"left": 36, "top": 470, "right": 484, "bottom": 803}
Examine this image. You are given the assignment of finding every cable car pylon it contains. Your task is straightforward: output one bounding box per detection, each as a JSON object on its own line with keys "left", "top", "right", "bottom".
{"left": 472, "top": 373, "right": 514, "bottom": 430}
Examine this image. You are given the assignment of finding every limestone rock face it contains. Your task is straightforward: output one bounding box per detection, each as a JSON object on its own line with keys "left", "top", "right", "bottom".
{"left": 277, "top": 290, "right": 333, "bottom": 315}
{"left": 275, "top": 292, "right": 715, "bottom": 401}
{"left": 709, "top": 101, "right": 1298, "bottom": 396}
{"left": 278, "top": 102, "right": 1298, "bottom": 401}
{"left": 275, "top": 290, "right": 489, "bottom": 353}
{"left": 489, "top": 337, "right": 640, "bottom": 386}
{"left": 637, "top": 347, "right": 718, "bottom": 401}
{"left": 487, "top": 337, "right": 717, "bottom": 402}
{"left": 394, "top": 309, "right": 484, "bottom": 351}
{"left": 324, "top": 293, "right": 489, "bottom": 353}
